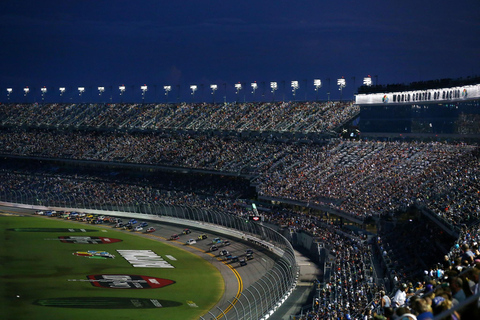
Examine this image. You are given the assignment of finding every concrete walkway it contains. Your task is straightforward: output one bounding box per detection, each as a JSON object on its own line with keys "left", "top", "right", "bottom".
{"left": 271, "top": 249, "right": 322, "bottom": 320}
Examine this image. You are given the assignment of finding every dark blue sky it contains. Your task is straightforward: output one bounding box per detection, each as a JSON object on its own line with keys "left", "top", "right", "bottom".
{"left": 1, "top": 0, "right": 479, "bottom": 103}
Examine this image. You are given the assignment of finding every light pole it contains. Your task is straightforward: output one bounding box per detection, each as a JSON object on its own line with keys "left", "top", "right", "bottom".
{"left": 314, "top": 79, "right": 322, "bottom": 101}
{"left": 235, "top": 83, "right": 242, "bottom": 103}
{"left": 78, "top": 87, "right": 85, "bottom": 103}
{"left": 164, "top": 85, "right": 171, "bottom": 103}
{"left": 41, "top": 86, "right": 47, "bottom": 102}
{"left": 251, "top": 82, "right": 258, "bottom": 101}
{"left": 141, "top": 85, "right": 148, "bottom": 103}
{"left": 24, "top": 86, "right": 30, "bottom": 97}
{"left": 7, "top": 88, "right": 12, "bottom": 101}
{"left": 337, "top": 77, "right": 346, "bottom": 101}
{"left": 119, "top": 85, "right": 125, "bottom": 103}
{"left": 210, "top": 84, "right": 217, "bottom": 103}
{"left": 291, "top": 80, "right": 299, "bottom": 100}
{"left": 270, "top": 82, "right": 278, "bottom": 102}
{"left": 190, "top": 85, "right": 197, "bottom": 102}
{"left": 98, "top": 86, "right": 105, "bottom": 103}
{"left": 363, "top": 75, "right": 372, "bottom": 87}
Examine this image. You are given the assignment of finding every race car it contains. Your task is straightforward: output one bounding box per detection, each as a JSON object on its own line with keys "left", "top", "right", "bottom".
{"left": 129, "top": 219, "right": 138, "bottom": 225}
{"left": 139, "top": 222, "right": 148, "bottom": 228}
{"left": 182, "top": 228, "right": 191, "bottom": 235}
{"left": 186, "top": 239, "right": 197, "bottom": 245}
{"left": 239, "top": 258, "right": 247, "bottom": 266}
{"left": 145, "top": 227, "right": 156, "bottom": 233}
{"left": 210, "top": 245, "right": 218, "bottom": 251}
{"left": 170, "top": 234, "right": 180, "bottom": 240}
{"left": 198, "top": 234, "right": 208, "bottom": 240}
{"left": 220, "top": 249, "right": 229, "bottom": 256}
{"left": 212, "top": 237, "right": 222, "bottom": 244}
{"left": 134, "top": 226, "right": 143, "bottom": 232}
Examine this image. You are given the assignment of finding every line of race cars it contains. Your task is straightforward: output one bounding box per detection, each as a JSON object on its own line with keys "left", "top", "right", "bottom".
{"left": 34, "top": 210, "right": 156, "bottom": 233}
{"left": 170, "top": 232, "right": 253, "bottom": 267}
{"left": 34, "top": 210, "right": 255, "bottom": 267}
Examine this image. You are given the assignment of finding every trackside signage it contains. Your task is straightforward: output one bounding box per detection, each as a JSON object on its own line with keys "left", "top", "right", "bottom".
{"left": 117, "top": 250, "right": 175, "bottom": 268}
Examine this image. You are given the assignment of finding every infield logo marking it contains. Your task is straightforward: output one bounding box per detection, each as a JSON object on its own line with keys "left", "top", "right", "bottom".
{"left": 117, "top": 250, "right": 174, "bottom": 268}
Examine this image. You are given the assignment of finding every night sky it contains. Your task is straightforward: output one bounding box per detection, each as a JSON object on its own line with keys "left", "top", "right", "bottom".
{"left": 1, "top": 0, "right": 479, "bottom": 103}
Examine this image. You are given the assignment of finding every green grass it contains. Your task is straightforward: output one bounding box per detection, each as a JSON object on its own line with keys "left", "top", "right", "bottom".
{"left": 0, "top": 215, "right": 224, "bottom": 320}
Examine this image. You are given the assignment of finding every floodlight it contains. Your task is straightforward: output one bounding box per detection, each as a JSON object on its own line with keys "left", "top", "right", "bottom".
{"left": 210, "top": 84, "right": 217, "bottom": 92}
{"left": 270, "top": 82, "right": 278, "bottom": 91}
{"left": 164, "top": 85, "right": 171, "bottom": 94}
{"left": 24, "top": 87, "right": 30, "bottom": 96}
{"left": 337, "top": 77, "right": 346, "bottom": 100}
{"left": 291, "top": 80, "right": 299, "bottom": 97}
{"left": 7, "top": 88, "right": 12, "bottom": 94}
{"left": 59, "top": 87, "right": 66, "bottom": 96}
{"left": 40, "top": 86, "right": 47, "bottom": 101}
{"left": 140, "top": 85, "right": 148, "bottom": 101}
{"left": 78, "top": 87, "right": 85, "bottom": 96}
{"left": 119, "top": 85, "right": 126, "bottom": 95}
{"left": 251, "top": 82, "right": 258, "bottom": 92}
{"left": 363, "top": 76, "right": 372, "bottom": 87}
{"left": 190, "top": 85, "right": 197, "bottom": 94}
{"left": 98, "top": 86, "right": 105, "bottom": 95}
{"left": 235, "top": 83, "right": 242, "bottom": 90}
{"left": 314, "top": 79, "right": 322, "bottom": 90}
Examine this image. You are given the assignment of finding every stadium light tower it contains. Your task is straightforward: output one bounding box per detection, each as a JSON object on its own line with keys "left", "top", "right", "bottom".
{"left": 251, "top": 82, "right": 258, "bottom": 101}
{"left": 141, "top": 85, "right": 148, "bottom": 102}
{"left": 41, "top": 86, "right": 47, "bottom": 101}
{"left": 314, "top": 79, "right": 322, "bottom": 101}
{"left": 190, "top": 85, "right": 197, "bottom": 101}
{"left": 59, "top": 87, "right": 66, "bottom": 96}
{"left": 164, "top": 85, "right": 171, "bottom": 102}
{"left": 7, "top": 88, "right": 12, "bottom": 100}
{"left": 98, "top": 86, "right": 105, "bottom": 96}
{"left": 291, "top": 80, "right": 299, "bottom": 100}
{"left": 78, "top": 87, "right": 85, "bottom": 96}
{"left": 235, "top": 83, "right": 242, "bottom": 102}
{"left": 119, "top": 85, "right": 126, "bottom": 95}
{"left": 363, "top": 75, "right": 372, "bottom": 87}
{"left": 337, "top": 77, "right": 346, "bottom": 100}
{"left": 210, "top": 84, "right": 218, "bottom": 103}
{"left": 24, "top": 86, "right": 30, "bottom": 97}
{"left": 270, "top": 81, "right": 278, "bottom": 101}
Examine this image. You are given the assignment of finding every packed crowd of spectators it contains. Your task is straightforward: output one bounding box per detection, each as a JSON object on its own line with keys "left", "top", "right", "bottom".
{"left": 0, "top": 101, "right": 358, "bottom": 133}
{"left": 1, "top": 128, "right": 478, "bottom": 227}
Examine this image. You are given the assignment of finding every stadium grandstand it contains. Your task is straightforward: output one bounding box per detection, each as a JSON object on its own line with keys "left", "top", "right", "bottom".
{"left": 1, "top": 75, "right": 480, "bottom": 320}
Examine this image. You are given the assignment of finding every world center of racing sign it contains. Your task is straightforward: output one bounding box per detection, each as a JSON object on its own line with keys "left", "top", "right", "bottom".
{"left": 117, "top": 250, "right": 174, "bottom": 268}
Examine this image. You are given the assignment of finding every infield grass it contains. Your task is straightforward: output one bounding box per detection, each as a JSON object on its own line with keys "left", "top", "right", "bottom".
{"left": 0, "top": 214, "right": 224, "bottom": 320}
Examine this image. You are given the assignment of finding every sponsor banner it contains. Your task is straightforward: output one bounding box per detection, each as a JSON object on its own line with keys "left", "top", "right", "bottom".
{"left": 57, "top": 236, "right": 122, "bottom": 244}
{"left": 73, "top": 274, "right": 175, "bottom": 289}
{"left": 9, "top": 228, "right": 95, "bottom": 232}
{"left": 117, "top": 250, "right": 174, "bottom": 268}
{"left": 33, "top": 297, "right": 182, "bottom": 309}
